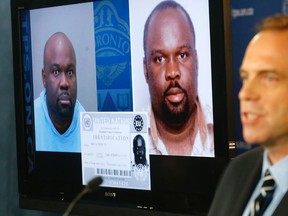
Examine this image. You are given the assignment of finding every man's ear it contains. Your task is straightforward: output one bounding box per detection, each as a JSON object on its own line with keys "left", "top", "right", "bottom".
{"left": 42, "top": 69, "right": 47, "bottom": 88}
{"left": 143, "top": 57, "right": 148, "bottom": 83}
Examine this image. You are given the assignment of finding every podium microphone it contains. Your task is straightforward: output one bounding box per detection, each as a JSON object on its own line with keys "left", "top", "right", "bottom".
{"left": 63, "top": 176, "right": 103, "bottom": 216}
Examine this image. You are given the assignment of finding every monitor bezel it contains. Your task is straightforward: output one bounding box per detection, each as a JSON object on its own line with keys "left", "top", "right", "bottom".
{"left": 11, "top": 0, "right": 233, "bottom": 215}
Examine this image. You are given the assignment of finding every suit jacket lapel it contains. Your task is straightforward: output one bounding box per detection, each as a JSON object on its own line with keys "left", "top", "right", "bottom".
{"left": 273, "top": 191, "right": 288, "bottom": 215}
{"left": 235, "top": 148, "right": 263, "bottom": 214}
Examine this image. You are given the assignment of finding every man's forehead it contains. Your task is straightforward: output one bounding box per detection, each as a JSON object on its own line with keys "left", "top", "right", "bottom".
{"left": 148, "top": 10, "right": 193, "bottom": 39}
{"left": 241, "top": 31, "right": 288, "bottom": 76}
{"left": 149, "top": 7, "right": 188, "bottom": 27}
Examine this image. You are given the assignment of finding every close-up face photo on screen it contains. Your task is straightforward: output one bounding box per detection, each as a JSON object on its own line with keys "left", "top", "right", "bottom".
{"left": 130, "top": 0, "right": 214, "bottom": 157}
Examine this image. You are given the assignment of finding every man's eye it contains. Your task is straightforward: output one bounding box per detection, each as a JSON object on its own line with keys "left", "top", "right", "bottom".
{"left": 67, "top": 70, "right": 74, "bottom": 76}
{"left": 240, "top": 75, "right": 247, "bottom": 83}
{"left": 263, "top": 74, "right": 277, "bottom": 83}
{"left": 240, "top": 73, "right": 248, "bottom": 83}
{"left": 178, "top": 52, "right": 187, "bottom": 60}
{"left": 266, "top": 74, "right": 275, "bottom": 81}
{"left": 155, "top": 56, "right": 165, "bottom": 63}
{"left": 53, "top": 70, "right": 59, "bottom": 76}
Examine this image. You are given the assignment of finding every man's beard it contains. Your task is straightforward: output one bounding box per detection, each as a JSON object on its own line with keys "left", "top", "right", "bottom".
{"left": 55, "top": 93, "right": 75, "bottom": 119}
{"left": 161, "top": 82, "right": 191, "bottom": 125}
{"left": 56, "top": 102, "right": 74, "bottom": 118}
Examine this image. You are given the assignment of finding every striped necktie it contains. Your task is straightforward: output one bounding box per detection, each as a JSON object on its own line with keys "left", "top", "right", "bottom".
{"left": 249, "top": 169, "right": 276, "bottom": 216}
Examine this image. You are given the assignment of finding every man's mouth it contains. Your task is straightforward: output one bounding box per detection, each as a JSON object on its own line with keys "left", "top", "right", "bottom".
{"left": 59, "top": 94, "right": 71, "bottom": 105}
{"left": 165, "top": 87, "right": 184, "bottom": 104}
{"left": 246, "top": 113, "right": 258, "bottom": 120}
{"left": 242, "top": 111, "right": 261, "bottom": 124}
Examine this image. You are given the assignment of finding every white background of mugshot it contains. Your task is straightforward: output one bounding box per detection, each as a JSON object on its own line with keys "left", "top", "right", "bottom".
{"left": 30, "top": 2, "right": 97, "bottom": 111}
{"left": 130, "top": 0, "right": 213, "bottom": 123}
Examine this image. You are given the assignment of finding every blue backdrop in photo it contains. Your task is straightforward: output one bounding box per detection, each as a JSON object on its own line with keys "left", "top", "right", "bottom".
{"left": 94, "top": 0, "right": 133, "bottom": 111}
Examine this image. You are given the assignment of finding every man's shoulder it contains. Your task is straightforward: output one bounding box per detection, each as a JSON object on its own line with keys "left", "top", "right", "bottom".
{"left": 226, "top": 146, "right": 263, "bottom": 174}
{"left": 208, "top": 147, "right": 263, "bottom": 216}
{"left": 34, "top": 96, "right": 44, "bottom": 114}
{"left": 232, "top": 146, "right": 263, "bottom": 162}
{"left": 34, "top": 90, "right": 45, "bottom": 110}
{"left": 34, "top": 96, "right": 41, "bottom": 105}
{"left": 76, "top": 100, "right": 85, "bottom": 112}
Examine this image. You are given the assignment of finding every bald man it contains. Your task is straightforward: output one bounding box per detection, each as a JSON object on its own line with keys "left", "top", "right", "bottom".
{"left": 34, "top": 32, "right": 85, "bottom": 152}
{"left": 208, "top": 15, "right": 288, "bottom": 216}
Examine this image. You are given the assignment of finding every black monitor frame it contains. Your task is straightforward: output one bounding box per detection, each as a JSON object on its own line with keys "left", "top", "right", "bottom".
{"left": 11, "top": 0, "right": 233, "bottom": 215}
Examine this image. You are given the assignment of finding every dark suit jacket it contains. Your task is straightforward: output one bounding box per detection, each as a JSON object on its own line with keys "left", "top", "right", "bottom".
{"left": 208, "top": 147, "right": 288, "bottom": 216}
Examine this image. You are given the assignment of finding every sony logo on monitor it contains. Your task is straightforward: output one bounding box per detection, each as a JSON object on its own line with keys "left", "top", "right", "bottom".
{"left": 105, "top": 192, "right": 116, "bottom": 197}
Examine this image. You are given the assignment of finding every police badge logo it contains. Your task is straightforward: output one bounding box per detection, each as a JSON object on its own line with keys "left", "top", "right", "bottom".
{"left": 82, "top": 113, "right": 93, "bottom": 131}
{"left": 133, "top": 115, "right": 144, "bottom": 132}
{"left": 94, "top": 1, "right": 130, "bottom": 86}
{"left": 94, "top": 0, "right": 132, "bottom": 111}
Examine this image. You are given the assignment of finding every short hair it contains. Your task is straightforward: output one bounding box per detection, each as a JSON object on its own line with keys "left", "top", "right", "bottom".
{"left": 143, "top": 0, "right": 196, "bottom": 57}
{"left": 257, "top": 14, "right": 288, "bottom": 32}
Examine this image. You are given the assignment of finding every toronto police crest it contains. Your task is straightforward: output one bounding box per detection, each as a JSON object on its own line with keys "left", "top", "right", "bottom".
{"left": 94, "top": 0, "right": 133, "bottom": 111}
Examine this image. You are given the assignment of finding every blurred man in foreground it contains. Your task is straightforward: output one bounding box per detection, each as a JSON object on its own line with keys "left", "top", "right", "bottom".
{"left": 208, "top": 14, "right": 288, "bottom": 216}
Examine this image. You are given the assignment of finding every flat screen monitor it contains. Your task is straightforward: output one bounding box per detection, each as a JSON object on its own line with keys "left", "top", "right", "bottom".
{"left": 11, "top": 0, "right": 233, "bottom": 215}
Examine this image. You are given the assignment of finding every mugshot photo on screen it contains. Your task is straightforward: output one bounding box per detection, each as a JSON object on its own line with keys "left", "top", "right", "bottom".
{"left": 30, "top": 2, "right": 97, "bottom": 152}
{"left": 129, "top": 0, "right": 214, "bottom": 157}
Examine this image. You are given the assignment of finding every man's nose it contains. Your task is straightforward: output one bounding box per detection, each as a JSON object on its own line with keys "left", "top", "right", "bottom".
{"left": 165, "top": 58, "right": 181, "bottom": 80}
{"left": 238, "top": 79, "right": 259, "bottom": 102}
{"left": 59, "top": 72, "right": 69, "bottom": 89}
